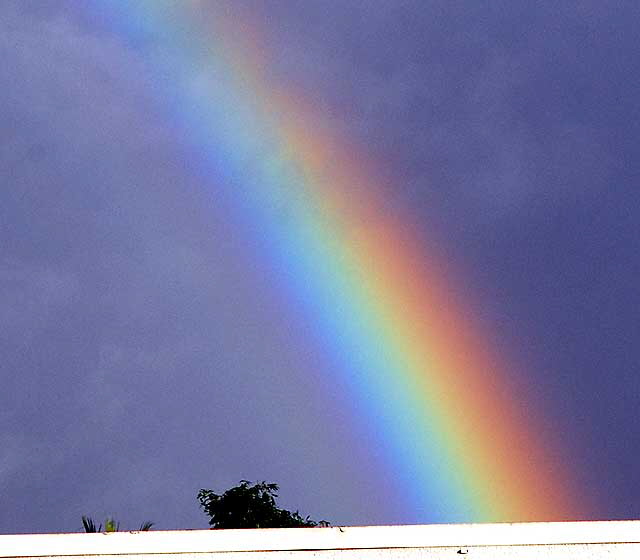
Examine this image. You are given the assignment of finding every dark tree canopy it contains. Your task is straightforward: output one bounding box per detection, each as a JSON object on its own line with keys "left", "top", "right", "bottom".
{"left": 197, "top": 480, "right": 328, "bottom": 529}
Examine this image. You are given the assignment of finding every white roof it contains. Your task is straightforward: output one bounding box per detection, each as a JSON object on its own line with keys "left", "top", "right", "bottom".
{"left": 2, "top": 521, "right": 639, "bottom": 558}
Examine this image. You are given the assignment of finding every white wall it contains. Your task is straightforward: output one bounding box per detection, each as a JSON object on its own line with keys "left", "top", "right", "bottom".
{"left": 2, "top": 521, "right": 639, "bottom": 559}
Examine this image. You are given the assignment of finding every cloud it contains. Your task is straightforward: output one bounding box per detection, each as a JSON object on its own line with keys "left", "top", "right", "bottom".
{"left": 225, "top": 0, "right": 623, "bottom": 235}
{"left": 2, "top": 0, "right": 639, "bottom": 532}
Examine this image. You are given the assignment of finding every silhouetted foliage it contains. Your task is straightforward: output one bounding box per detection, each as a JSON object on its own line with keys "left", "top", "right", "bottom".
{"left": 81, "top": 516, "right": 101, "bottom": 533}
{"left": 81, "top": 516, "right": 153, "bottom": 532}
{"left": 197, "top": 480, "right": 329, "bottom": 529}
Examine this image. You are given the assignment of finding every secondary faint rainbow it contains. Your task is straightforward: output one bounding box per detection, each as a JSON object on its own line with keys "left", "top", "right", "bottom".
{"left": 95, "top": 1, "right": 589, "bottom": 521}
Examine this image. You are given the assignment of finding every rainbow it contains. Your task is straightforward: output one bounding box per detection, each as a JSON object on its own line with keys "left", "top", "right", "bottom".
{"left": 94, "top": 1, "right": 589, "bottom": 522}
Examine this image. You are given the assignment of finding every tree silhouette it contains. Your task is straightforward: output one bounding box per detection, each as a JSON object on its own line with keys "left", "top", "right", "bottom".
{"left": 197, "top": 480, "right": 328, "bottom": 529}
{"left": 81, "top": 516, "right": 153, "bottom": 532}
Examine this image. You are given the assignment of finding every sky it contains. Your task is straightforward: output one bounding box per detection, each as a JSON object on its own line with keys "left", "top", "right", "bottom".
{"left": 1, "top": 0, "right": 639, "bottom": 534}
